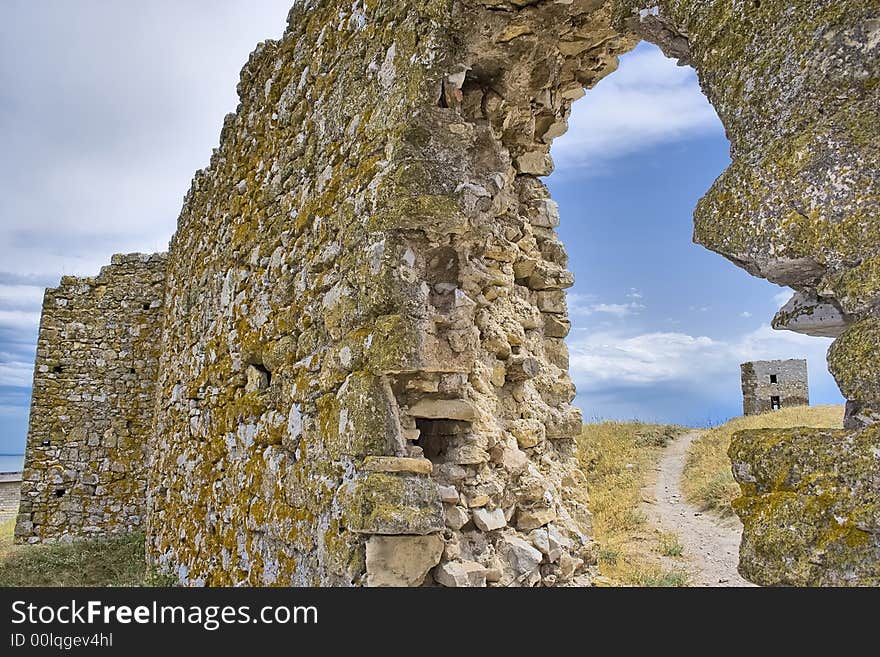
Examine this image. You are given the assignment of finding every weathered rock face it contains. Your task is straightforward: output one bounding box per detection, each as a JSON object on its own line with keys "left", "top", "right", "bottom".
{"left": 729, "top": 427, "right": 880, "bottom": 586}
{"left": 17, "top": 1, "right": 879, "bottom": 586}
{"left": 15, "top": 254, "right": 166, "bottom": 543}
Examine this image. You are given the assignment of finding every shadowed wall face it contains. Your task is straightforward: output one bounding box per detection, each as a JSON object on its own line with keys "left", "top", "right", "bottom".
{"left": 15, "top": 254, "right": 166, "bottom": 543}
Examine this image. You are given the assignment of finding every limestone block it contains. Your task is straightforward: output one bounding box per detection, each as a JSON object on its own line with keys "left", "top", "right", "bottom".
{"left": 363, "top": 456, "right": 433, "bottom": 476}
{"left": 507, "top": 418, "right": 546, "bottom": 449}
{"left": 542, "top": 313, "right": 570, "bottom": 338}
{"left": 437, "top": 485, "right": 460, "bottom": 503}
{"left": 516, "top": 506, "right": 557, "bottom": 531}
{"left": 408, "top": 398, "right": 478, "bottom": 421}
{"left": 445, "top": 505, "right": 470, "bottom": 530}
{"left": 772, "top": 291, "right": 848, "bottom": 338}
{"left": 365, "top": 535, "right": 444, "bottom": 587}
{"left": 497, "top": 534, "right": 543, "bottom": 583}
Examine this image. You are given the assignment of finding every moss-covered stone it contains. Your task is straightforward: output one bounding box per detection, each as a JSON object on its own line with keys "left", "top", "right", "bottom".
{"left": 341, "top": 472, "right": 444, "bottom": 535}
{"left": 827, "top": 318, "right": 880, "bottom": 403}
{"left": 729, "top": 427, "right": 880, "bottom": 586}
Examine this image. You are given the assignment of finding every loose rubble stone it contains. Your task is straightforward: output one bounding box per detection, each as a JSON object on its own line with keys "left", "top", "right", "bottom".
{"left": 498, "top": 534, "right": 544, "bottom": 584}
{"left": 445, "top": 505, "right": 470, "bottom": 531}
{"left": 434, "top": 560, "right": 488, "bottom": 587}
{"left": 472, "top": 507, "right": 507, "bottom": 531}
{"left": 517, "top": 506, "right": 557, "bottom": 531}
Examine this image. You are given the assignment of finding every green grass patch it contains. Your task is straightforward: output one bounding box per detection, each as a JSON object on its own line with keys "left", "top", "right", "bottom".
{"left": 0, "top": 528, "right": 174, "bottom": 587}
{"left": 657, "top": 530, "right": 684, "bottom": 557}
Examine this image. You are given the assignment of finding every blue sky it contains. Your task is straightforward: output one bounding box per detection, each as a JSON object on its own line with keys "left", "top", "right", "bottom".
{"left": 0, "top": 4, "right": 843, "bottom": 457}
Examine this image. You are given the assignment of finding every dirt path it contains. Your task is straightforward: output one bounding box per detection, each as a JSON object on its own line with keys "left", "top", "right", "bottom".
{"left": 647, "top": 430, "right": 755, "bottom": 587}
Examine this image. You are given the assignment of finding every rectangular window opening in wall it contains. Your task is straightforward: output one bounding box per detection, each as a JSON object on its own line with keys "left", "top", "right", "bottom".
{"left": 414, "top": 418, "right": 469, "bottom": 462}
{"left": 769, "top": 374, "right": 778, "bottom": 383}
{"left": 771, "top": 395, "right": 781, "bottom": 410}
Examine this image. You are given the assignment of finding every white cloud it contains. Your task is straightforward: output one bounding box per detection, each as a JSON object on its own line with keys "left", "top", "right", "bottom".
{"left": 551, "top": 44, "right": 723, "bottom": 170}
{"left": 568, "top": 293, "right": 645, "bottom": 318}
{"left": 568, "top": 324, "right": 835, "bottom": 397}
{"left": 0, "top": 285, "right": 45, "bottom": 311}
{"left": 773, "top": 288, "right": 794, "bottom": 307}
{"left": 627, "top": 288, "right": 643, "bottom": 300}
{"left": 591, "top": 302, "right": 645, "bottom": 317}
{"left": 0, "top": 1, "right": 294, "bottom": 279}
{"left": 740, "top": 311, "right": 752, "bottom": 318}
{"left": 0, "top": 360, "right": 34, "bottom": 388}
{"left": 0, "top": 310, "right": 41, "bottom": 332}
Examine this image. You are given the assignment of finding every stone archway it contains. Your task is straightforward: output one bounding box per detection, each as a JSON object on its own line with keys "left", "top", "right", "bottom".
{"left": 16, "top": 0, "right": 878, "bottom": 586}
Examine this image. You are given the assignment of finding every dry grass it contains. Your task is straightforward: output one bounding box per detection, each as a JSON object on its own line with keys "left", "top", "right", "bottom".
{"left": 682, "top": 405, "right": 844, "bottom": 517}
{"left": 0, "top": 516, "right": 173, "bottom": 587}
{"left": 577, "top": 421, "right": 690, "bottom": 587}
{"left": 0, "top": 516, "right": 15, "bottom": 560}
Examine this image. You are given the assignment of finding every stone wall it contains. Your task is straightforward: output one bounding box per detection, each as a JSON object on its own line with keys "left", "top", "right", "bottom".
{"left": 143, "top": 0, "right": 878, "bottom": 587}
{"left": 740, "top": 359, "right": 809, "bottom": 415}
{"left": 0, "top": 473, "right": 21, "bottom": 522}
{"left": 730, "top": 427, "right": 879, "bottom": 586}
{"left": 16, "top": 0, "right": 879, "bottom": 586}
{"left": 145, "top": 0, "right": 615, "bottom": 587}
{"left": 15, "top": 254, "right": 166, "bottom": 543}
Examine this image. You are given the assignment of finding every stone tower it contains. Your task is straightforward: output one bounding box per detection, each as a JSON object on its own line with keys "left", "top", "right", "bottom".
{"left": 740, "top": 359, "right": 809, "bottom": 416}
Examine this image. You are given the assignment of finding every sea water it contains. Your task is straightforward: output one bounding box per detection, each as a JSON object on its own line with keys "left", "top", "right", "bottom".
{"left": 0, "top": 454, "right": 24, "bottom": 473}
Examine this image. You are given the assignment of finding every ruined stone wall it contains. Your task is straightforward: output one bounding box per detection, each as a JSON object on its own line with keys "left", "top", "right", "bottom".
{"left": 15, "top": 254, "right": 166, "bottom": 543}
{"left": 146, "top": 0, "right": 627, "bottom": 588}
{"left": 143, "top": 0, "right": 878, "bottom": 586}
{"left": 16, "top": 0, "right": 877, "bottom": 585}
{"left": 0, "top": 474, "right": 21, "bottom": 522}
{"left": 740, "top": 359, "right": 809, "bottom": 415}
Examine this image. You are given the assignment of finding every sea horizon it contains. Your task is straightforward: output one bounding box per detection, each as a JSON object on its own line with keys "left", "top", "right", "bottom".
{"left": 0, "top": 453, "right": 25, "bottom": 472}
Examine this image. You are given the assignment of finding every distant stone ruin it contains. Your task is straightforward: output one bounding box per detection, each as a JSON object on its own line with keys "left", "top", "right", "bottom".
{"left": 16, "top": 1, "right": 879, "bottom": 586}
{"left": 16, "top": 254, "right": 165, "bottom": 543}
{"left": 740, "top": 359, "right": 809, "bottom": 415}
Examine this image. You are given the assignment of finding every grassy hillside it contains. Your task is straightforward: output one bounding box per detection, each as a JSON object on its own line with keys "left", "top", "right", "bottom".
{"left": 0, "top": 519, "right": 172, "bottom": 587}
{"left": 682, "top": 405, "right": 844, "bottom": 517}
{"left": 576, "top": 421, "right": 690, "bottom": 586}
